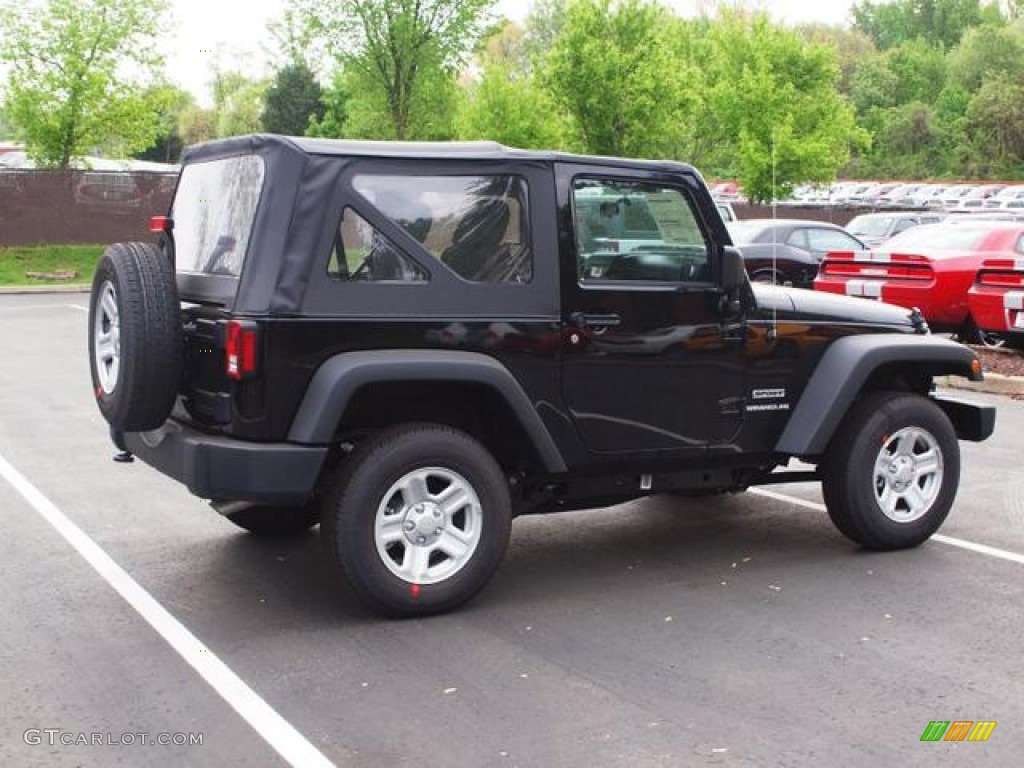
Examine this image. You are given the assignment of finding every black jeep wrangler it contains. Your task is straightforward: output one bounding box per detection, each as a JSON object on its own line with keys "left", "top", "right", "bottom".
{"left": 88, "top": 135, "right": 994, "bottom": 617}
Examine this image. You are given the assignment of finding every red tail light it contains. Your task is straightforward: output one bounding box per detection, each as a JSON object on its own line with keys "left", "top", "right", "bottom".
{"left": 149, "top": 215, "right": 171, "bottom": 233}
{"left": 225, "top": 320, "right": 259, "bottom": 381}
{"left": 976, "top": 258, "right": 1024, "bottom": 287}
{"left": 820, "top": 251, "right": 932, "bottom": 280}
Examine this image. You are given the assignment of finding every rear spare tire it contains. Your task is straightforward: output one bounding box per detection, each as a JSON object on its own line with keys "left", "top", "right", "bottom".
{"left": 88, "top": 242, "right": 182, "bottom": 431}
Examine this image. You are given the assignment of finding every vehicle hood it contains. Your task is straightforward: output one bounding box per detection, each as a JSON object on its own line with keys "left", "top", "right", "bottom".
{"left": 751, "top": 284, "right": 917, "bottom": 330}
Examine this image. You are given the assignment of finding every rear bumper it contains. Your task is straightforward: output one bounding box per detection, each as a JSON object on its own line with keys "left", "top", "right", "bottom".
{"left": 968, "top": 285, "right": 1024, "bottom": 334}
{"left": 121, "top": 420, "right": 328, "bottom": 504}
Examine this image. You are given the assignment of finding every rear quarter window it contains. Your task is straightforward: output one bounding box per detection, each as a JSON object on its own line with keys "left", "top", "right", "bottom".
{"left": 352, "top": 174, "right": 532, "bottom": 284}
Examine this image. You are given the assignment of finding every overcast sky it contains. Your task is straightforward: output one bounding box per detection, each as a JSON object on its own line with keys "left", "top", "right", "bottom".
{"left": 167, "top": 0, "right": 857, "bottom": 105}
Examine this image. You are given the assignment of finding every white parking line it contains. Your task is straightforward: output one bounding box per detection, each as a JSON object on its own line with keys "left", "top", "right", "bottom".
{"left": 751, "top": 487, "right": 1024, "bottom": 566}
{"left": 0, "top": 303, "right": 81, "bottom": 312}
{"left": 0, "top": 452, "right": 336, "bottom": 768}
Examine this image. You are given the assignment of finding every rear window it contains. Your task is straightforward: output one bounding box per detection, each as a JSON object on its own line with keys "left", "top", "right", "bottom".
{"left": 171, "top": 155, "right": 265, "bottom": 277}
{"left": 726, "top": 222, "right": 767, "bottom": 244}
{"left": 880, "top": 224, "right": 991, "bottom": 255}
{"left": 847, "top": 215, "right": 893, "bottom": 238}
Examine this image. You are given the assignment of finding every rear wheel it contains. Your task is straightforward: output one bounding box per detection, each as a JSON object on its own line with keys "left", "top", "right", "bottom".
{"left": 959, "top": 316, "right": 1006, "bottom": 348}
{"left": 322, "top": 424, "right": 512, "bottom": 617}
{"left": 88, "top": 242, "right": 181, "bottom": 431}
{"left": 822, "top": 391, "right": 959, "bottom": 550}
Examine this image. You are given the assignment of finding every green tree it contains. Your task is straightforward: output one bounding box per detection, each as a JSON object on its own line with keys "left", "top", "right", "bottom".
{"left": 0, "top": 0, "right": 167, "bottom": 168}
{"left": 307, "top": 72, "right": 349, "bottom": 138}
{"left": 885, "top": 38, "right": 948, "bottom": 104}
{"left": 543, "top": 0, "right": 699, "bottom": 158}
{"left": 178, "top": 105, "right": 217, "bottom": 147}
{"left": 293, "top": 0, "right": 492, "bottom": 139}
{"left": 212, "top": 72, "right": 268, "bottom": 138}
{"left": 964, "top": 75, "right": 1024, "bottom": 176}
{"left": 262, "top": 63, "right": 324, "bottom": 136}
{"left": 697, "top": 11, "right": 865, "bottom": 201}
{"left": 852, "top": 0, "right": 991, "bottom": 50}
{"left": 797, "top": 24, "right": 878, "bottom": 95}
{"left": 457, "top": 62, "right": 569, "bottom": 148}
{"left": 136, "top": 84, "right": 194, "bottom": 163}
{"left": 947, "top": 22, "right": 1024, "bottom": 90}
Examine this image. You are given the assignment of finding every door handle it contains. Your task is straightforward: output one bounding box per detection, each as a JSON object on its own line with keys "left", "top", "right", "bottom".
{"left": 570, "top": 311, "right": 621, "bottom": 328}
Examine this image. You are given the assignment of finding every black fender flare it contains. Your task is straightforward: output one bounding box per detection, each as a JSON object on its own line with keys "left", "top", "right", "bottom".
{"left": 287, "top": 350, "right": 567, "bottom": 473}
{"left": 776, "top": 334, "right": 982, "bottom": 457}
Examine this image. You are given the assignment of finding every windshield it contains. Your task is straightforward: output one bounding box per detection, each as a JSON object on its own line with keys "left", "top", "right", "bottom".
{"left": 847, "top": 215, "right": 893, "bottom": 238}
{"left": 726, "top": 222, "right": 767, "bottom": 244}
{"left": 171, "top": 155, "right": 265, "bottom": 277}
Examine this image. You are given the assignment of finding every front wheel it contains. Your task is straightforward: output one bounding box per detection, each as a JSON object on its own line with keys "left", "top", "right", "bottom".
{"left": 822, "top": 391, "right": 959, "bottom": 550}
{"left": 322, "top": 425, "right": 512, "bottom": 617}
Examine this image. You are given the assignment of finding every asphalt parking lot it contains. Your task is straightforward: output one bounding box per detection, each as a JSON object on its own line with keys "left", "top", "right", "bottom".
{"left": 1, "top": 293, "right": 1022, "bottom": 767}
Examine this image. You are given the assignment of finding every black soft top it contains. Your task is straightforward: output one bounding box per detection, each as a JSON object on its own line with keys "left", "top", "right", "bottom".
{"left": 174, "top": 134, "right": 707, "bottom": 315}
{"left": 180, "top": 133, "right": 699, "bottom": 176}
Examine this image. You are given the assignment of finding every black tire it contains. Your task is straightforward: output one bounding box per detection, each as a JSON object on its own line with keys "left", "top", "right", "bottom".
{"left": 88, "top": 242, "right": 182, "bottom": 431}
{"left": 224, "top": 503, "right": 320, "bottom": 536}
{"left": 322, "top": 424, "right": 512, "bottom": 618}
{"left": 751, "top": 269, "right": 782, "bottom": 285}
{"left": 822, "top": 391, "right": 959, "bottom": 550}
{"left": 958, "top": 316, "right": 1006, "bottom": 348}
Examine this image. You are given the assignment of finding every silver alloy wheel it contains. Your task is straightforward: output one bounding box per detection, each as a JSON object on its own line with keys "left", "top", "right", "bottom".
{"left": 374, "top": 467, "right": 483, "bottom": 585}
{"left": 872, "top": 426, "right": 944, "bottom": 523}
{"left": 93, "top": 281, "right": 121, "bottom": 394}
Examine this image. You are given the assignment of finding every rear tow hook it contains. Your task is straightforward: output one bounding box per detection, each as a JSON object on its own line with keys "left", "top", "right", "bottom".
{"left": 110, "top": 428, "right": 134, "bottom": 463}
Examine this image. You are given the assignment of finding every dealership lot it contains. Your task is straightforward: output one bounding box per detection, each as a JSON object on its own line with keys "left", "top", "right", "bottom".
{"left": 1, "top": 293, "right": 1022, "bottom": 767}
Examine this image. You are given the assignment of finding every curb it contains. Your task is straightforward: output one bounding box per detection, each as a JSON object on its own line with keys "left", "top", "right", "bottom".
{"left": 0, "top": 284, "right": 90, "bottom": 294}
{"left": 938, "top": 373, "right": 1024, "bottom": 397}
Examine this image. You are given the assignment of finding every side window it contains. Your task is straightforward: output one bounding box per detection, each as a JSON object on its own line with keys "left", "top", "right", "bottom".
{"left": 806, "top": 228, "right": 863, "bottom": 252}
{"left": 1015, "top": 234, "right": 1024, "bottom": 254}
{"left": 786, "top": 229, "right": 810, "bottom": 249}
{"left": 352, "top": 175, "right": 532, "bottom": 283}
{"left": 573, "top": 179, "right": 709, "bottom": 282}
{"left": 892, "top": 219, "right": 915, "bottom": 234}
{"left": 328, "top": 207, "right": 427, "bottom": 282}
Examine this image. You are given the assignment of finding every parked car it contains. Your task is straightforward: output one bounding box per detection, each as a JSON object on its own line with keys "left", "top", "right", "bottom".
{"left": 967, "top": 254, "right": 1024, "bottom": 348}
{"left": 846, "top": 211, "right": 946, "bottom": 248}
{"left": 876, "top": 183, "right": 926, "bottom": 208}
{"left": 907, "top": 184, "right": 950, "bottom": 208}
{"left": 848, "top": 182, "right": 902, "bottom": 207}
{"left": 716, "top": 201, "right": 737, "bottom": 222}
{"left": 728, "top": 218, "right": 866, "bottom": 287}
{"left": 938, "top": 184, "right": 977, "bottom": 208}
{"left": 951, "top": 184, "right": 1005, "bottom": 210}
{"left": 815, "top": 221, "right": 1024, "bottom": 341}
{"left": 85, "top": 134, "right": 992, "bottom": 617}
{"left": 985, "top": 185, "right": 1024, "bottom": 209}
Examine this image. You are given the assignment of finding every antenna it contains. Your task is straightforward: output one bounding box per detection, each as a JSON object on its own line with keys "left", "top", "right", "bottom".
{"left": 770, "top": 128, "right": 778, "bottom": 340}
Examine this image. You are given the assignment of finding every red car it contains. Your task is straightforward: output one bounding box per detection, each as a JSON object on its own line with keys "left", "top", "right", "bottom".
{"left": 967, "top": 255, "right": 1024, "bottom": 348}
{"left": 815, "top": 222, "right": 1024, "bottom": 342}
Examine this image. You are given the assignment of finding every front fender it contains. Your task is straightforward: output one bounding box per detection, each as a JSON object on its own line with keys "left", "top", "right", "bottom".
{"left": 287, "top": 349, "right": 567, "bottom": 473}
{"left": 776, "top": 334, "right": 982, "bottom": 457}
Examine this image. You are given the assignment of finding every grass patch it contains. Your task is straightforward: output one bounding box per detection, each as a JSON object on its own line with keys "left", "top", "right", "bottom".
{"left": 0, "top": 244, "right": 104, "bottom": 286}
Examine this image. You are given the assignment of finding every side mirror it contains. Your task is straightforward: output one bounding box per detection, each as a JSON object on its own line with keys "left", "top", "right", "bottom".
{"left": 720, "top": 246, "right": 746, "bottom": 294}
{"left": 718, "top": 246, "right": 746, "bottom": 316}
